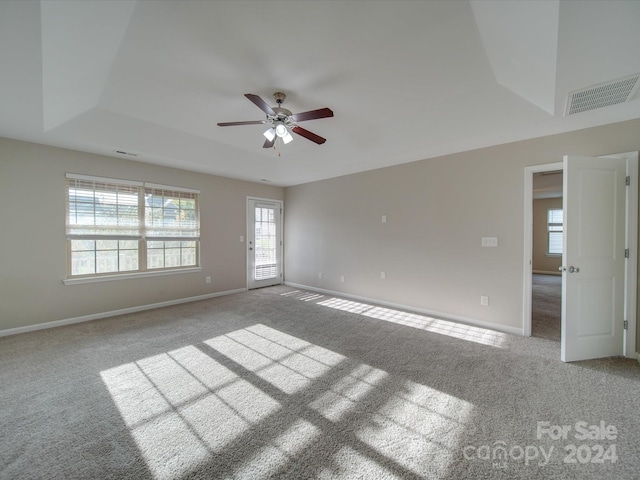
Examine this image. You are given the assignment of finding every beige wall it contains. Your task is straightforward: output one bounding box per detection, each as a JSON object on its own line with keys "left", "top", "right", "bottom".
{"left": 0, "top": 137, "right": 283, "bottom": 331}
{"left": 532, "top": 197, "right": 563, "bottom": 273}
{"left": 284, "top": 119, "right": 640, "bottom": 336}
{"left": 3, "top": 119, "right": 640, "bottom": 352}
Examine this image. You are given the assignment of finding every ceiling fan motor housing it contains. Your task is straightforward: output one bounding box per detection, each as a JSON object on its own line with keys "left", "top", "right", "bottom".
{"left": 272, "top": 107, "right": 292, "bottom": 119}
{"left": 271, "top": 93, "right": 292, "bottom": 125}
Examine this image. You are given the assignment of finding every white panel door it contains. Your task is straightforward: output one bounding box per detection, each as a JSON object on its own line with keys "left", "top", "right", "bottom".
{"left": 247, "top": 198, "right": 283, "bottom": 289}
{"left": 561, "top": 155, "right": 626, "bottom": 362}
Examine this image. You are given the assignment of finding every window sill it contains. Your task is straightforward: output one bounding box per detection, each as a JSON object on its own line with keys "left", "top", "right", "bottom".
{"left": 63, "top": 267, "right": 203, "bottom": 285}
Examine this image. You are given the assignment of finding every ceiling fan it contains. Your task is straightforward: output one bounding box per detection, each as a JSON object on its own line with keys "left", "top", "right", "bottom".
{"left": 217, "top": 92, "right": 333, "bottom": 148}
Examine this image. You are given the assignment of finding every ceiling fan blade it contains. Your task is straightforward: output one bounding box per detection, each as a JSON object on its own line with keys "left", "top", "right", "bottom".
{"left": 245, "top": 94, "right": 276, "bottom": 116}
{"left": 263, "top": 137, "right": 275, "bottom": 148}
{"left": 217, "top": 120, "right": 265, "bottom": 126}
{"left": 292, "top": 126, "right": 327, "bottom": 144}
{"left": 291, "top": 108, "right": 334, "bottom": 123}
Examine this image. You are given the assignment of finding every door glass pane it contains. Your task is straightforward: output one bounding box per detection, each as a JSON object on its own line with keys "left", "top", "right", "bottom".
{"left": 255, "top": 206, "right": 277, "bottom": 280}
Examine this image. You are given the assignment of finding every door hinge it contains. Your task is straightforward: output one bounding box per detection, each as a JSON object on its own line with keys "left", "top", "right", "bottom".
{"left": 625, "top": 248, "right": 630, "bottom": 258}
{"left": 626, "top": 176, "right": 630, "bottom": 186}
{"left": 624, "top": 320, "right": 628, "bottom": 330}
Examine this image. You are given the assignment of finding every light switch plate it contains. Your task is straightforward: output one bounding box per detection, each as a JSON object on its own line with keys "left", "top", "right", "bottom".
{"left": 482, "top": 237, "right": 498, "bottom": 247}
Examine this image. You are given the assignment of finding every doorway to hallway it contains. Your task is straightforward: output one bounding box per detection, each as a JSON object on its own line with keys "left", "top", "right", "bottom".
{"left": 531, "top": 273, "right": 561, "bottom": 342}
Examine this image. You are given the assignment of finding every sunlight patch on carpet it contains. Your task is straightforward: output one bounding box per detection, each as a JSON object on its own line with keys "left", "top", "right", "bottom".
{"left": 205, "top": 326, "right": 346, "bottom": 394}
{"left": 309, "top": 364, "right": 389, "bottom": 422}
{"left": 101, "top": 345, "right": 282, "bottom": 479}
{"left": 316, "top": 297, "right": 507, "bottom": 347}
{"left": 101, "top": 324, "right": 475, "bottom": 479}
{"left": 319, "top": 446, "right": 404, "bottom": 479}
{"left": 355, "top": 379, "right": 474, "bottom": 477}
{"left": 233, "top": 419, "right": 321, "bottom": 479}
{"left": 280, "top": 290, "right": 326, "bottom": 302}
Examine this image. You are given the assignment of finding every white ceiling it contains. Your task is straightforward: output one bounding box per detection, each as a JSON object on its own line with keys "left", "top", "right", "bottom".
{"left": 1, "top": 0, "right": 639, "bottom": 186}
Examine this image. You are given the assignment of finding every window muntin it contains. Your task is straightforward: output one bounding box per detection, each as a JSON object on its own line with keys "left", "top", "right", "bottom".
{"left": 66, "top": 174, "right": 199, "bottom": 278}
{"left": 547, "top": 208, "right": 563, "bottom": 255}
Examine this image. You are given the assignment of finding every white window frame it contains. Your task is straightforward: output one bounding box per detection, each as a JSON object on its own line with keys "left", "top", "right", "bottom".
{"left": 64, "top": 173, "right": 201, "bottom": 285}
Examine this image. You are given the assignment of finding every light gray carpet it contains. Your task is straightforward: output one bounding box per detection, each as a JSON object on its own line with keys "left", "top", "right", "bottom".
{"left": 532, "top": 274, "right": 561, "bottom": 342}
{"left": 1, "top": 286, "right": 639, "bottom": 479}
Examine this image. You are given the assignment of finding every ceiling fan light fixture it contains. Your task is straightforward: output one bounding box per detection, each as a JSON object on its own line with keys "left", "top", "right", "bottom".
{"left": 275, "top": 123, "right": 288, "bottom": 138}
{"left": 263, "top": 127, "right": 276, "bottom": 142}
{"left": 282, "top": 129, "right": 294, "bottom": 144}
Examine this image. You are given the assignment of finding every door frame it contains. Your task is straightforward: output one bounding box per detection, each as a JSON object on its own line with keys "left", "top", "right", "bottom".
{"left": 246, "top": 196, "right": 284, "bottom": 290}
{"left": 522, "top": 152, "right": 638, "bottom": 358}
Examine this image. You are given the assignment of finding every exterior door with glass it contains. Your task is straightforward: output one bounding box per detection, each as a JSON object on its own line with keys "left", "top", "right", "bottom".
{"left": 247, "top": 198, "right": 283, "bottom": 289}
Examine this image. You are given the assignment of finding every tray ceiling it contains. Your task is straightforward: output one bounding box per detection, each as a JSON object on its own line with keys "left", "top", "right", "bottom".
{"left": 0, "top": 1, "right": 639, "bottom": 186}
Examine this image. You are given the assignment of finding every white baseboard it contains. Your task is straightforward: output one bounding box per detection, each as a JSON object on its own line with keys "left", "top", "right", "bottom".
{"left": 532, "top": 270, "right": 562, "bottom": 276}
{"left": 0, "top": 288, "right": 247, "bottom": 338}
{"left": 284, "top": 282, "right": 523, "bottom": 336}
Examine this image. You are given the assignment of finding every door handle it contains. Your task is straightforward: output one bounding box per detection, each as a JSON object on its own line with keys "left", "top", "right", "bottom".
{"left": 559, "top": 266, "right": 580, "bottom": 273}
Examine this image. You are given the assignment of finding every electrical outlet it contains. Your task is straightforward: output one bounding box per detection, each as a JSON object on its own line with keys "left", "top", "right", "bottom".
{"left": 340, "top": 275, "right": 345, "bottom": 283}
{"left": 205, "top": 276, "right": 211, "bottom": 284}
{"left": 480, "top": 295, "right": 489, "bottom": 306}
{"left": 380, "top": 271, "right": 386, "bottom": 280}
{"left": 318, "top": 272, "right": 323, "bottom": 279}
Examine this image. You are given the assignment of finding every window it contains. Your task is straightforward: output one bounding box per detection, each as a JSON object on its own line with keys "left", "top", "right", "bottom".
{"left": 547, "top": 208, "right": 563, "bottom": 255}
{"left": 66, "top": 174, "right": 200, "bottom": 278}
{"left": 145, "top": 184, "right": 199, "bottom": 270}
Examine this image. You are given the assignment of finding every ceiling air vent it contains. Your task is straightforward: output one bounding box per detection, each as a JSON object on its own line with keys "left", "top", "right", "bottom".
{"left": 565, "top": 74, "right": 640, "bottom": 116}
{"left": 114, "top": 149, "right": 139, "bottom": 157}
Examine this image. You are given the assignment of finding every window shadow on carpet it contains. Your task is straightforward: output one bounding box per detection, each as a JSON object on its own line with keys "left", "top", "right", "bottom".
{"left": 101, "top": 323, "right": 474, "bottom": 479}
